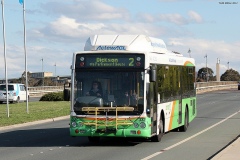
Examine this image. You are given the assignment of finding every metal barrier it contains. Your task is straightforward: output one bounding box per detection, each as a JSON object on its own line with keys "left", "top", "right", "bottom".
{"left": 196, "top": 81, "right": 238, "bottom": 94}
{"left": 28, "top": 81, "right": 238, "bottom": 97}
{"left": 28, "top": 86, "right": 64, "bottom": 97}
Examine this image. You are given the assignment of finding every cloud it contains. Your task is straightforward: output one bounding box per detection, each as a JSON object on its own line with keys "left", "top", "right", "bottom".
{"left": 136, "top": 13, "right": 155, "bottom": 23}
{"left": 167, "top": 38, "right": 240, "bottom": 74}
{"left": 40, "top": 0, "right": 130, "bottom": 21}
{"left": 28, "top": 15, "right": 175, "bottom": 45}
{"left": 136, "top": 12, "right": 188, "bottom": 25}
{"left": 158, "top": 13, "right": 188, "bottom": 25}
{"left": 1, "top": 0, "right": 237, "bottom": 79}
{"left": 27, "top": 16, "right": 107, "bottom": 45}
{"left": 48, "top": 16, "right": 106, "bottom": 37}
{"left": 38, "top": 0, "right": 202, "bottom": 26}
{"left": 188, "top": 10, "right": 203, "bottom": 23}
{"left": 0, "top": 42, "right": 74, "bottom": 79}
{"left": 137, "top": 11, "right": 203, "bottom": 25}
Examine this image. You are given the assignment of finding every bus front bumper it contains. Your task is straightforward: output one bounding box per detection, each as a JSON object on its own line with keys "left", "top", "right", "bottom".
{"left": 70, "top": 127, "right": 151, "bottom": 138}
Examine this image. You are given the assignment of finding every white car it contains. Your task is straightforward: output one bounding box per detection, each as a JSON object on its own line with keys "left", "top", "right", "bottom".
{"left": 0, "top": 83, "right": 29, "bottom": 103}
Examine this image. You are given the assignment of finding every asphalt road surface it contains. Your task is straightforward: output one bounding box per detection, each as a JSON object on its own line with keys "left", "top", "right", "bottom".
{"left": 0, "top": 96, "right": 40, "bottom": 104}
{"left": 0, "top": 89, "right": 240, "bottom": 160}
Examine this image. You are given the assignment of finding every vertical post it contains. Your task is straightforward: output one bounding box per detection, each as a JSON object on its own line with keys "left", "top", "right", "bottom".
{"left": 41, "top": 58, "right": 44, "bottom": 86}
{"left": 54, "top": 63, "right": 56, "bottom": 76}
{"left": 216, "top": 58, "right": 220, "bottom": 81}
{"left": 188, "top": 48, "right": 191, "bottom": 58}
{"left": 54, "top": 63, "right": 57, "bottom": 86}
{"left": 22, "top": 0, "right": 29, "bottom": 113}
{"left": 1, "top": 0, "right": 9, "bottom": 117}
{"left": 204, "top": 54, "right": 208, "bottom": 82}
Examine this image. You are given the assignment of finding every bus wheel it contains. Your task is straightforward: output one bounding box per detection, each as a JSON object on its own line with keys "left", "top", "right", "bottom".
{"left": 151, "top": 118, "right": 164, "bottom": 142}
{"left": 88, "top": 136, "right": 100, "bottom": 143}
{"left": 179, "top": 109, "right": 189, "bottom": 132}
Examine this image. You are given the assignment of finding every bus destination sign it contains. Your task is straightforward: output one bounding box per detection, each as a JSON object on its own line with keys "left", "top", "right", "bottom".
{"left": 76, "top": 54, "right": 144, "bottom": 68}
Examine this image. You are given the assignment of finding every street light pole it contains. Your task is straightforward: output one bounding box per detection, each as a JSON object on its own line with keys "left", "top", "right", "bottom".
{"left": 1, "top": 0, "right": 9, "bottom": 117}
{"left": 204, "top": 54, "right": 208, "bottom": 82}
{"left": 22, "top": 0, "right": 28, "bottom": 114}
{"left": 227, "top": 61, "right": 229, "bottom": 70}
{"left": 54, "top": 63, "right": 56, "bottom": 76}
{"left": 40, "top": 58, "right": 44, "bottom": 86}
{"left": 188, "top": 48, "right": 191, "bottom": 58}
{"left": 216, "top": 58, "right": 220, "bottom": 81}
{"left": 54, "top": 63, "right": 57, "bottom": 86}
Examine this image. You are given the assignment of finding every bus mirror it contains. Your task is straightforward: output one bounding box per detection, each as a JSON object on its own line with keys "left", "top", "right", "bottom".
{"left": 146, "top": 108, "right": 150, "bottom": 114}
{"left": 150, "top": 66, "right": 156, "bottom": 82}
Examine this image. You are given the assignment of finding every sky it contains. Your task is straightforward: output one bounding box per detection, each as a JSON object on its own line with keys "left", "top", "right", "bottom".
{"left": 0, "top": 0, "right": 240, "bottom": 79}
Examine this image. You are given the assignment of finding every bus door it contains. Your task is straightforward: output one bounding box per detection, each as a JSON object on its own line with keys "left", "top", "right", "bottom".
{"left": 178, "top": 66, "right": 183, "bottom": 125}
{"left": 147, "top": 82, "right": 157, "bottom": 134}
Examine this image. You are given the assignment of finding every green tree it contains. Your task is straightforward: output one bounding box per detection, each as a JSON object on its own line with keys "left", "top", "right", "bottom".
{"left": 196, "top": 67, "right": 215, "bottom": 82}
{"left": 220, "top": 69, "right": 240, "bottom": 81}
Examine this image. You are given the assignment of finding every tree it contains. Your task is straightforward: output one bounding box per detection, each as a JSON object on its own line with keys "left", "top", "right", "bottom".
{"left": 196, "top": 67, "right": 215, "bottom": 82}
{"left": 20, "top": 71, "right": 38, "bottom": 87}
{"left": 220, "top": 69, "right": 240, "bottom": 81}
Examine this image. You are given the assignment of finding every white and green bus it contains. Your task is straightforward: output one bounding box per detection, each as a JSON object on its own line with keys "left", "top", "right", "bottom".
{"left": 70, "top": 35, "right": 196, "bottom": 142}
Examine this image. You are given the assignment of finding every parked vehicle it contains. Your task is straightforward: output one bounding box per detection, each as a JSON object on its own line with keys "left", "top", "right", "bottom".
{"left": 238, "top": 82, "right": 240, "bottom": 90}
{"left": 0, "top": 83, "right": 29, "bottom": 103}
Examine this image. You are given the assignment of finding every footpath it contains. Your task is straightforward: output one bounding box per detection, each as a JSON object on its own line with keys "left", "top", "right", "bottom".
{"left": 211, "top": 136, "right": 240, "bottom": 160}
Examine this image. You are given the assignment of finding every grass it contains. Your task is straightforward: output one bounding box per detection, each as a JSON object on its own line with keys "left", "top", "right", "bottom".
{"left": 0, "top": 101, "right": 70, "bottom": 127}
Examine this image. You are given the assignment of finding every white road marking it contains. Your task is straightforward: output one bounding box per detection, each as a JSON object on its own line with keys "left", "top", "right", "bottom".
{"left": 141, "top": 111, "right": 239, "bottom": 160}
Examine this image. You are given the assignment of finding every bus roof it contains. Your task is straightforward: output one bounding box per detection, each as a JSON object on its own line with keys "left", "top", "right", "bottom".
{"left": 84, "top": 35, "right": 181, "bottom": 55}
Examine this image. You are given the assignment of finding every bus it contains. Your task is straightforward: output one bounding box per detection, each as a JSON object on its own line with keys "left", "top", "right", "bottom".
{"left": 69, "top": 35, "right": 196, "bottom": 142}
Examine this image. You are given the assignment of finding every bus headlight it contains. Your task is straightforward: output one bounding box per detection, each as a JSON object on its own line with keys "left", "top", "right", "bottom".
{"left": 79, "top": 122, "right": 84, "bottom": 127}
{"left": 140, "top": 122, "right": 146, "bottom": 129}
{"left": 71, "top": 122, "right": 77, "bottom": 127}
{"left": 133, "top": 122, "right": 139, "bottom": 128}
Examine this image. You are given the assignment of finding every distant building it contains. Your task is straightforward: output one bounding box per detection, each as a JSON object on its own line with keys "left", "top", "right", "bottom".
{"left": 31, "top": 72, "right": 53, "bottom": 78}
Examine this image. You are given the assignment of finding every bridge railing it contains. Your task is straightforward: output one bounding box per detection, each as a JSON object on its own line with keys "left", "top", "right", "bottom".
{"left": 196, "top": 81, "right": 238, "bottom": 94}
{"left": 28, "top": 81, "right": 239, "bottom": 97}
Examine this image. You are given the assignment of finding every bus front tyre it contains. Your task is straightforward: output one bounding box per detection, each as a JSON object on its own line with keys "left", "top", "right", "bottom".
{"left": 151, "top": 118, "right": 164, "bottom": 142}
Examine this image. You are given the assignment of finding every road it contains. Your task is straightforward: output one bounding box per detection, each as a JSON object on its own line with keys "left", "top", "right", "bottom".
{"left": 29, "top": 97, "right": 41, "bottom": 102}
{"left": 0, "top": 97, "right": 40, "bottom": 104}
{"left": 0, "top": 89, "right": 240, "bottom": 160}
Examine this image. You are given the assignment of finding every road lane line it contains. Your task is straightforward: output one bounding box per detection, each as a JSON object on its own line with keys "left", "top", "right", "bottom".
{"left": 141, "top": 152, "right": 163, "bottom": 160}
{"left": 141, "top": 111, "right": 239, "bottom": 160}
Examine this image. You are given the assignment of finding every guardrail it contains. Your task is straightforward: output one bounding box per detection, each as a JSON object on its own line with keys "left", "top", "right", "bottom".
{"left": 28, "top": 81, "right": 239, "bottom": 97}
{"left": 196, "top": 84, "right": 237, "bottom": 94}
{"left": 29, "top": 86, "right": 65, "bottom": 97}
{"left": 196, "top": 81, "right": 238, "bottom": 94}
